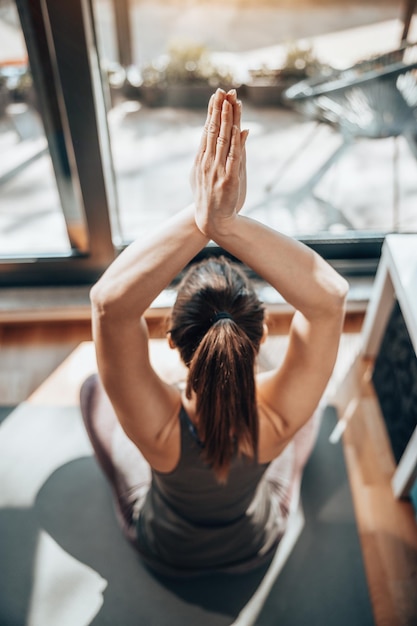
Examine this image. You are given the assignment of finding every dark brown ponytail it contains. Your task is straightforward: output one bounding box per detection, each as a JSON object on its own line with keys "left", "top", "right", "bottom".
{"left": 169, "top": 257, "right": 265, "bottom": 483}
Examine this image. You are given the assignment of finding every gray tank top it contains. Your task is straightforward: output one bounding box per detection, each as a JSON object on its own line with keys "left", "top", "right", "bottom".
{"left": 135, "top": 406, "right": 287, "bottom": 576}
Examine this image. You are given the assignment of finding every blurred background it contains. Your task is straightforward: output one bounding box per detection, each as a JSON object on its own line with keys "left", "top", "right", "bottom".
{"left": 0, "top": 0, "right": 416, "bottom": 281}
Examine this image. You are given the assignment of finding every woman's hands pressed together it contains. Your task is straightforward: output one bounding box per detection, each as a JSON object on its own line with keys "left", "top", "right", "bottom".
{"left": 192, "top": 88, "right": 248, "bottom": 239}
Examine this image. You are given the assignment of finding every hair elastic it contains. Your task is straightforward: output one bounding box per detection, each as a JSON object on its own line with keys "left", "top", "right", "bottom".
{"left": 212, "top": 311, "right": 233, "bottom": 324}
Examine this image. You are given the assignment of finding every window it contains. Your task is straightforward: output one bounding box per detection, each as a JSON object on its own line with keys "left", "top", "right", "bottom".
{"left": 0, "top": 0, "right": 115, "bottom": 285}
{"left": 92, "top": 0, "right": 417, "bottom": 273}
{"left": 1, "top": 0, "right": 416, "bottom": 285}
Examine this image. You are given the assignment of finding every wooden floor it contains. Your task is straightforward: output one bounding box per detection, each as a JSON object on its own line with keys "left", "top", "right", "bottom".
{"left": 0, "top": 320, "right": 92, "bottom": 405}
{"left": 0, "top": 314, "right": 416, "bottom": 626}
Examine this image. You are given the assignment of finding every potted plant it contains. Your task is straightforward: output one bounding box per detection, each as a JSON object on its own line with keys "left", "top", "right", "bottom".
{"left": 102, "top": 61, "right": 127, "bottom": 109}
{"left": 245, "top": 42, "right": 332, "bottom": 107}
{"left": 12, "top": 68, "right": 38, "bottom": 110}
{"left": 127, "top": 39, "right": 236, "bottom": 108}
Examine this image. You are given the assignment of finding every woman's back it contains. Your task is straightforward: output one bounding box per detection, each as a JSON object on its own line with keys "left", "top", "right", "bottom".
{"left": 136, "top": 405, "right": 289, "bottom": 575}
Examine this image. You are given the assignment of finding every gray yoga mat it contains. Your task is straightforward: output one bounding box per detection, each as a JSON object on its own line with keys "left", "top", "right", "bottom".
{"left": 256, "top": 404, "right": 375, "bottom": 625}
{"left": 0, "top": 405, "right": 373, "bottom": 625}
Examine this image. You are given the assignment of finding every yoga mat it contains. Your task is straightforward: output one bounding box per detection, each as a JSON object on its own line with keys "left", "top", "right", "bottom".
{"left": 256, "top": 405, "right": 375, "bottom": 625}
{"left": 0, "top": 404, "right": 374, "bottom": 625}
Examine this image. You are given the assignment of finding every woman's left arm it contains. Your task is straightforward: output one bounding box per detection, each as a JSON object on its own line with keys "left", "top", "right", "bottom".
{"left": 90, "top": 88, "right": 245, "bottom": 466}
{"left": 90, "top": 203, "right": 208, "bottom": 465}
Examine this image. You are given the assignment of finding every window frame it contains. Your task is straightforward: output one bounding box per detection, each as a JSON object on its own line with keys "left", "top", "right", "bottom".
{"left": 0, "top": 0, "right": 117, "bottom": 286}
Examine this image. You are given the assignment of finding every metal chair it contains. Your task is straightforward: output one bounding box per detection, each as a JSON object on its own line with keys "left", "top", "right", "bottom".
{"left": 265, "top": 42, "right": 417, "bottom": 229}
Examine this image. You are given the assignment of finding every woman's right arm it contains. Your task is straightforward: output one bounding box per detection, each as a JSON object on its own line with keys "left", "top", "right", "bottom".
{"left": 193, "top": 91, "right": 349, "bottom": 444}
{"left": 212, "top": 216, "right": 348, "bottom": 440}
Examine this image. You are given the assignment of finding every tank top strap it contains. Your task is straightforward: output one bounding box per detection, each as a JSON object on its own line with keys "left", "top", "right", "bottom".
{"left": 179, "top": 405, "right": 204, "bottom": 449}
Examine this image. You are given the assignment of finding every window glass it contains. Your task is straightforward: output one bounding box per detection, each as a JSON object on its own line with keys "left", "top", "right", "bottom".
{"left": 0, "top": 1, "right": 71, "bottom": 256}
{"left": 93, "top": 0, "right": 417, "bottom": 245}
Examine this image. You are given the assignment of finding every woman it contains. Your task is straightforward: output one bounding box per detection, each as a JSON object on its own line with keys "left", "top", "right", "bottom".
{"left": 81, "top": 88, "right": 348, "bottom": 576}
